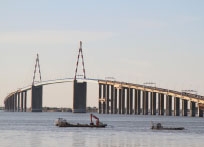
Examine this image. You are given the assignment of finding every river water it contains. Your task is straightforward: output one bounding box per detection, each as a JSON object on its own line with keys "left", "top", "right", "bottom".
{"left": 0, "top": 112, "right": 204, "bottom": 147}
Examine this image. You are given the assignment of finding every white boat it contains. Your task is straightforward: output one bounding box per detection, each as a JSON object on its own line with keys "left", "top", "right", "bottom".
{"left": 55, "top": 118, "right": 67, "bottom": 126}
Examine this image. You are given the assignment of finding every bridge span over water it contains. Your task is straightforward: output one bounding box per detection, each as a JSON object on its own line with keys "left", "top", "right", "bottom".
{"left": 98, "top": 80, "right": 204, "bottom": 117}
{"left": 3, "top": 41, "right": 204, "bottom": 117}
{"left": 4, "top": 78, "right": 204, "bottom": 117}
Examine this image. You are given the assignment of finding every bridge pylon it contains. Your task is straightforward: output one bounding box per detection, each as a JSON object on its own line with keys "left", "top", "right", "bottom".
{"left": 31, "top": 53, "right": 43, "bottom": 112}
{"left": 74, "top": 41, "right": 86, "bottom": 80}
{"left": 32, "top": 53, "right": 42, "bottom": 85}
{"left": 73, "top": 41, "right": 87, "bottom": 113}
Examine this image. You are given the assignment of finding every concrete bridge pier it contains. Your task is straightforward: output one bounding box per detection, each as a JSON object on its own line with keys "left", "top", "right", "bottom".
{"left": 20, "top": 91, "right": 27, "bottom": 112}
{"left": 134, "top": 90, "right": 141, "bottom": 115}
{"left": 129, "top": 88, "right": 133, "bottom": 114}
{"left": 5, "top": 99, "right": 7, "bottom": 111}
{"left": 98, "top": 83, "right": 102, "bottom": 114}
{"left": 122, "top": 88, "right": 125, "bottom": 114}
{"left": 174, "top": 97, "right": 180, "bottom": 116}
{"left": 198, "top": 106, "right": 203, "bottom": 117}
{"left": 198, "top": 107, "right": 203, "bottom": 117}
{"left": 166, "top": 95, "right": 172, "bottom": 116}
{"left": 73, "top": 80, "right": 86, "bottom": 113}
{"left": 4, "top": 100, "right": 7, "bottom": 111}
{"left": 17, "top": 92, "right": 20, "bottom": 112}
{"left": 118, "top": 88, "right": 122, "bottom": 114}
{"left": 10, "top": 95, "right": 14, "bottom": 112}
{"left": 6, "top": 100, "right": 9, "bottom": 111}
{"left": 190, "top": 101, "right": 196, "bottom": 117}
{"left": 158, "top": 93, "right": 164, "bottom": 115}
{"left": 31, "top": 85, "right": 43, "bottom": 112}
{"left": 143, "top": 91, "right": 148, "bottom": 115}
{"left": 7, "top": 99, "right": 10, "bottom": 111}
{"left": 6, "top": 97, "right": 9, "bottom": 111}
{"left": 5, "top": 97, "right": 10, "bottom": 111}
{"left": 114, "top": 87, "right": 118, "bottom": 114}
{"left": 14, "top": 93, "right": 17, "bottom": 112}
{"left": 182, "top": 99, "right": 188, "bottom": 116}
{"left": 11, "top": 96, "right": 14, "bottom": 111}
{"left": 21, "top": 91, "right": 24, "bottom": 112}
{"left": 102, "top": 84, "right": 106, "bottom": 114}
{"left": 110, "top": 85, "right": 114, "bottom": 114}
{"left": 7, "top": 97, "right": 10, "bottom": 111}
{"left": 126, "top": 88, "right": 130, "bottom": 114}
{"left": 24, "top": 91, "right": 27, "bottom": 112}
{"left": 106, "top": 84, "right": 110, "bottom": 114}
{"left": 150, "top": 92, "right": 156, "bottom": 115}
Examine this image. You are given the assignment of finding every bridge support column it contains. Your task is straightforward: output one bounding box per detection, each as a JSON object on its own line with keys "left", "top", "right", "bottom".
{"left": 7, "top": 98, "right": 10, "bottom": 111}
{"left": 151, "top": 92, "right": 156, "bottom": 115}
{"left": 158, "top": 93, "right": 164, "bottom": 115}
{"left": 114, "top": 87, "right": 118, "bottom": 114}
{"left": 126, "top": 88, "right": 130, "bottom": 114}
{"left": 174, "top": 97, "right": 180, "bottom": 116}
{"left": 98, "top": 83, "right": 102, "bottom": 114}
{"left": 106, "top": 84, "right": 110, "bottom": 114}
{"left": 122, "top": 88, "right": 125, "bottom": 114}
{"left": 73, "top": 80, "right": 86, "bottom": 113}
{"left": 6, "top": 98, "right": 10, "bottom": 111}
{"left": 190, "top": 101, "right": 196, "bottom": 117}
{"left": 5, "top": 100, "right": 9, "bottom": 111}
{"left": 110, "top": 85, "right": 114, "bottom": 114}
{"left": 6, "top": 98, "right": 9, "bottom": 111}
{"left": 118, "top": 88, "right": 122, "bottom": 114}
{"left": 8, "top": 98, "right": 11, "bottom": 111}
{"left": 24, "top": 91, "right": 27, "bottom": 112}
{"left": 129, "top": 88, "right": 133, "bottom": 114}
{"left": 135, "top": 90, "right": 141, "bottom": 115}
{"left": 31, "top": 85, "right": 43, "bottom": 112}
{"left": 143, "top": 91, "right": 148, "bottom": 115}
{"left": 102, "top": 84, "right": 106, "bottom": 114}
{"left": 4, "top": 100, "right": 6, "bottom": 111}
{"left": 21, "top": 92, "right": 24, "bottom": 112}
{"left": 198, "top": 106, "right": 203, "bottom": 117}
{"left": 10, "top": 96, "right": 13, "bottom": 112}
{"left": 12, "top": 96, "right": 14, "bottom": 112}
{"left": 17, "top": 92, "right": 20, "bottom": 112}
{"left": 10, "top": 95, "right": 14, "bottom": 112}
{"left": 7, "top": 99, "right": 9, "bottom": 111}
{"left": 182, "top": 99, "right": 188, "bottom": 116}
{"left": 14, "top": 93, "right": 17, "bottom": 112}
{"left": 166, "top": 95, "right": 172, "bottom": 116}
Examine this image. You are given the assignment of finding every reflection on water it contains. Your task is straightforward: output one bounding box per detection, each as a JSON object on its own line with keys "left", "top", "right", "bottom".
{"left": 0, "top": 112, "right": 204, "bottom": 147}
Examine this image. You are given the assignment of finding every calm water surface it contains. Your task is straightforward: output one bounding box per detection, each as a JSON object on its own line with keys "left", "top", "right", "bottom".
{"left": 0, "top": 112, "right": 204, "bottom": 147}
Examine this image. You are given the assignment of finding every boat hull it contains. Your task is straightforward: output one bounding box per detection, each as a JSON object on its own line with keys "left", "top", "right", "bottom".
{"left": 152, "top": 127, "right": 184, "bottom": 130}
{"left": 58, "top": 123, "right": 107, "bottom": 128}
{"left": 151, "top": 122, "right": 184, "bottom": 130}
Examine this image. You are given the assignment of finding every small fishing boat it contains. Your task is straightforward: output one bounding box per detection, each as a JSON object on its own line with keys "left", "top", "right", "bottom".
{"left": 151, "top": 122, "right": 184, "bottom": 130}
{"left": 55, "top": 114, "right": 107, "bottom": 128}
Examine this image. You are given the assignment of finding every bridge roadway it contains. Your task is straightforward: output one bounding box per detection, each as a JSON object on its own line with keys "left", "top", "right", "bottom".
{"left": 3, "top": 78, "right": 98, "bottom": 112}
{"left": 3, "top": 78, "right": 204, "bottom": 117}
{"left": 99, "top": 80, "right": 204, "bottom": 104}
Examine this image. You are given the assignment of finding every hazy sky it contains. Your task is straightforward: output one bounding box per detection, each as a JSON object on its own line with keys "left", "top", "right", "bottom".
{"left": 0, "top": 0, "right": 204, "bottom": 108}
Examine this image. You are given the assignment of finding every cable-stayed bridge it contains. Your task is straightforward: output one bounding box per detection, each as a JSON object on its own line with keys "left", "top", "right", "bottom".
{"left": 3, "top": 42, "right": 204, "bottom": 117}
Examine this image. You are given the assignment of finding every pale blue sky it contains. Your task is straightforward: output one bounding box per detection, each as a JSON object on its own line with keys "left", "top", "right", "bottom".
{"left": 0, "top": 0, "right": 204, "bottom": 107}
